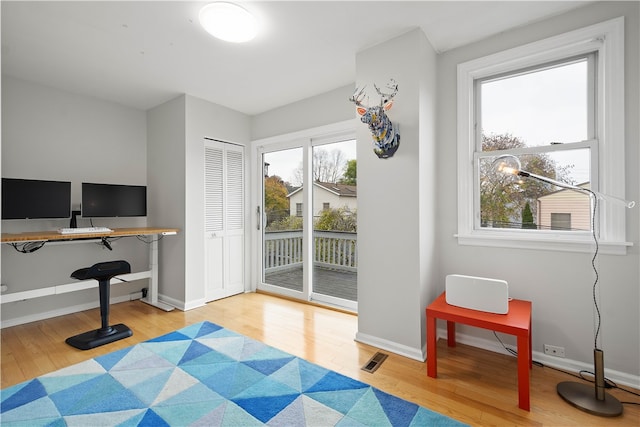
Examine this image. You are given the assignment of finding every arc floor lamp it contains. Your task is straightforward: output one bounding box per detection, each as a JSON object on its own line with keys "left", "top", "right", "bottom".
{"left": 492, "top": 154, "right": 635, "bottom": 417}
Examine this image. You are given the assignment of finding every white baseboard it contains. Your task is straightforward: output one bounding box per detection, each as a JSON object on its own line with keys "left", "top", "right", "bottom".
{"left": 353, "top": 327, "right": 639, "bottom": 389}
{"left": 436, "top": 328, "right": 640, "bottom": 390}
{"left": 355, "top": 331, "right": 425, "bottom": 362}
{"left": 0, "top": 292, "right": 200, "bottom": 329}
{"left": 160, "top": 294, "right": 205, "bottom": 312}
{"left": 0, "top": 293, "right": 135, "bottom": 329}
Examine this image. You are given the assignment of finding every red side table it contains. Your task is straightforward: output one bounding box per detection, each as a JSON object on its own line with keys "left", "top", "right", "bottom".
{"left": 426, "top": 292, "right": 532, "bottom": 411}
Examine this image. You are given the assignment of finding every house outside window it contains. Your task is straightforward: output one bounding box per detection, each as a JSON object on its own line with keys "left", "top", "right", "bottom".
{"left": 456, "top": 18, "right": 628, "bottom": 254}
{"left": 538, "top": 184, "right": 592, "bottom": 231}
{"left": 288, "top": 182, "right": 357, "bottom": 218}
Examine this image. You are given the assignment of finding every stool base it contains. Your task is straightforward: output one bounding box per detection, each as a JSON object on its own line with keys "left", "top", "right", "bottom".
{"left": 66, "top": 323, "right": 132, "bottom": 350}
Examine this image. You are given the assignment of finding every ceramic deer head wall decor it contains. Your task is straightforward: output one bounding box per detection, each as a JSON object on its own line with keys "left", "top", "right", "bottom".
{"left": 349, "top": 79, "right": 400, "bottom": 159}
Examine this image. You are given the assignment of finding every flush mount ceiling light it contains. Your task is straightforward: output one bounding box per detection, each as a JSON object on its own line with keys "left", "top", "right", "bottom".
{"left": 199, "top": 2, "right": 258, "bottom": 43}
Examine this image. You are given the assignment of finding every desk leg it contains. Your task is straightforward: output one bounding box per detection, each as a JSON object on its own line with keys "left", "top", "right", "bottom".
{"left": 447, "top": 321, "right": 456, "bottom": 347}
{"left": 140, "top": 236, "right": 174, "bottom": 312}
{"left": 517, "top": 333, "right": 531, "bottom": 411}
{"left": 426, "top": 315, "right": 437, "bottom": 378}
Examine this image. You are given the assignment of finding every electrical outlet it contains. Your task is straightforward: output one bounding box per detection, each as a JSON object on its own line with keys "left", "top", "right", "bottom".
{"left": 544, "top": 344, "right": 565, "bottom": 357}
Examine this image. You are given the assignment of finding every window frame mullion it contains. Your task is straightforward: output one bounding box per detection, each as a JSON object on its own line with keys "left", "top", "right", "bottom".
{"left": 475, "top": 139, "right": 597, "bottom": 161}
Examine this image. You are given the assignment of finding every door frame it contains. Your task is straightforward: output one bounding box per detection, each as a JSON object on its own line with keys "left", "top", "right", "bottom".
{"left": 256, "top": 139, "right": 311, "bottom": 301}
{"left": 203, "top": 138, "right": 248, "bottom": 302}
{"left": 251, "top": 120, "right": 357, "bottom": 310}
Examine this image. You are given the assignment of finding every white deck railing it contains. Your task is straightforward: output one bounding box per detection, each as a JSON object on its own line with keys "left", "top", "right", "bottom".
{"left": 264, "top": 230, "right": 357, "bottom": 273}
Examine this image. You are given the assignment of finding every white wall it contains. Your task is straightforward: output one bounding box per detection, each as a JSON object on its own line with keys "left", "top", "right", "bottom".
{"left": 147, "top": 95, "right": 187, "bottom": 304}
{"left": 355, "top": 28, "right": 438, "bottom": 360}
{"left": 417, "top": 27, "right": 439, "bottom": 358}
{"left": 184, "top": 95, "right": 250, "bottom": 307}
{"left": 147, "top": 94, "right": 250, "bottom": 310}
{"left": 435, "top": 2, "right": 639, "bottom": 381}
{"left": 251, "top": 84, "right": 354, "bottom": 141}
{"left": 1, "top": 76, "right": 149, "bottom": 326}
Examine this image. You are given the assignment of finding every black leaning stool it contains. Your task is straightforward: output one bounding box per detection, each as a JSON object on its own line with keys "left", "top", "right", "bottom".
{"left": 66, "top": 260, "right": 133, "bottom": 350}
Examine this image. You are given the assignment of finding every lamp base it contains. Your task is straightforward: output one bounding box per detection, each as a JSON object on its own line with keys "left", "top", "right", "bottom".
{"left": 557, "top": 381, "right": 622, "bottom": 417}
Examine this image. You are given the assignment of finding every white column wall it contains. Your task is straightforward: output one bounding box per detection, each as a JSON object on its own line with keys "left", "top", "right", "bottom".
{"left": 354, "top": 29, "right": 438, "bottom": 360}
{"left": 147, "top": 94, "right": 250, "bottom": 310}
{"left": 147, "top": 95, "right": 187, "bottom": 305}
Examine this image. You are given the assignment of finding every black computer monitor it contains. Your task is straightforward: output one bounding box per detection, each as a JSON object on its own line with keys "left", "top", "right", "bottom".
{"left": 81, "top": 182, "right": 147, "bottom": 217}
{"left": 2, "top": 178, "right": 72, "bottom": 220}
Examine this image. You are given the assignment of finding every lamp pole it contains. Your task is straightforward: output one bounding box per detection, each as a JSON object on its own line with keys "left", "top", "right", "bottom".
{"left": 492, "top": 154, "right": 635, "bottom": 417}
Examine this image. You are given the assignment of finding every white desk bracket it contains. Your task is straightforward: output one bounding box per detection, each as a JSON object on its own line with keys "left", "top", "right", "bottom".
{"left": 140, "top": 235, "right": 174, "bottom": 311}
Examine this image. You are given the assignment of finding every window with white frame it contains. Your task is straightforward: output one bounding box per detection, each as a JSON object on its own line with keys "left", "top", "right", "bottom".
{"left": 477, "top": 54, "right": 594, "bottom": 231}
{"left": 457, "top": 17, "right": 629, "bottom": 254}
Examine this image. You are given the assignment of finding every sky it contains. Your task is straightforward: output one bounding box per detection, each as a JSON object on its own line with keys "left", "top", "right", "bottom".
{"left": 264, "top": 139, "right": 356, "bottom": 185}
{"left": 481, "top": 58, "right": 591, "bottom": 184}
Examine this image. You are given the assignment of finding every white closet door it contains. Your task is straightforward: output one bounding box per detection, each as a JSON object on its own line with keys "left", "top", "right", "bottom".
{"left": 204, "top": 140, "right": 244, "bottom": 301}
{"left": 224, "top": 146, "right": 245, "bottom": 295}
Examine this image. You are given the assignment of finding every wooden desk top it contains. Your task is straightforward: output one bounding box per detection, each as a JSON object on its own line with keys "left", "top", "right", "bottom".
{"left": 1, "top": 227, "right": 179, "bottom": 243}
{"left": 427, "top": 292, "right": 531, "bottom": 334}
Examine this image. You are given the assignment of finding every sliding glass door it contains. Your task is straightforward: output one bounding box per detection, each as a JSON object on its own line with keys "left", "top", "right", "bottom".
{"left": 258, "top": 135, "right": 357, "bottom": 311}
{"left": 310, "top": 139, "right": 357, "bottom": 309}
{"left": 260, "top": 145, "right": 307, "bottom": 298}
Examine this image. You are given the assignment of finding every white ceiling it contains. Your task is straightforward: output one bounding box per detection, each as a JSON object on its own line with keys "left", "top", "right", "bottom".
{"left": 1, "top": 1, "right": 593, "bottom": 115}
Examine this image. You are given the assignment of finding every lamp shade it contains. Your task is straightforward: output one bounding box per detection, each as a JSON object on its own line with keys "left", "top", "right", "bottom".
{"left": 492, "top": 154, "right": 521, "bottom": 176}
{"left": 199, "top": 2, "right": 258, "bottom": 43}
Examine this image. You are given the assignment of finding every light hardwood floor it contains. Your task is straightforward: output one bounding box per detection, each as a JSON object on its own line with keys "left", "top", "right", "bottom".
{"left": 2, "top": 292, "right": 639, "bottom": 426}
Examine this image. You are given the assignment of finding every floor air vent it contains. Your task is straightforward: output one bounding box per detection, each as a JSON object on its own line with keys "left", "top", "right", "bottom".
{"left": 361, "top": 352, "right": 388, "bottom": 373}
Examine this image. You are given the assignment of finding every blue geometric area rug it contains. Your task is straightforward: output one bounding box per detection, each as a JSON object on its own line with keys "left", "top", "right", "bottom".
{"left": 1, "top": 321, "right": 466, "bottom": 426}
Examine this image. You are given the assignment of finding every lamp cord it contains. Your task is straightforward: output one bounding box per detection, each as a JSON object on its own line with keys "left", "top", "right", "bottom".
{"left": 586, "top": 189, "right": 601, "bottom": 350}
{"left": 545, "top": 182, "right": 601, "bottom": 350}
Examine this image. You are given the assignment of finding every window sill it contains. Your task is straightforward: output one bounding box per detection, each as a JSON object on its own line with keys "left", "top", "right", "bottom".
{"left": 455, "top": 232, "right": 632, "bottom": 255}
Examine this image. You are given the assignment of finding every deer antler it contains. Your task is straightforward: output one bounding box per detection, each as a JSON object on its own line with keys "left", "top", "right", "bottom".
{"left": 349, "top": 85, "right": 368, "bottom": 107}
{"left": 374, "top": 79, "right": 398, "bottom": 106}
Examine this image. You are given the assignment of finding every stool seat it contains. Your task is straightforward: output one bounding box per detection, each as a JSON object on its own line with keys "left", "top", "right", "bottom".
{"left": 65, "top": 260, "right": 133, "bottom": 350}
{"left": 71, "top": 260, "right": 131, "bottom": 281}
